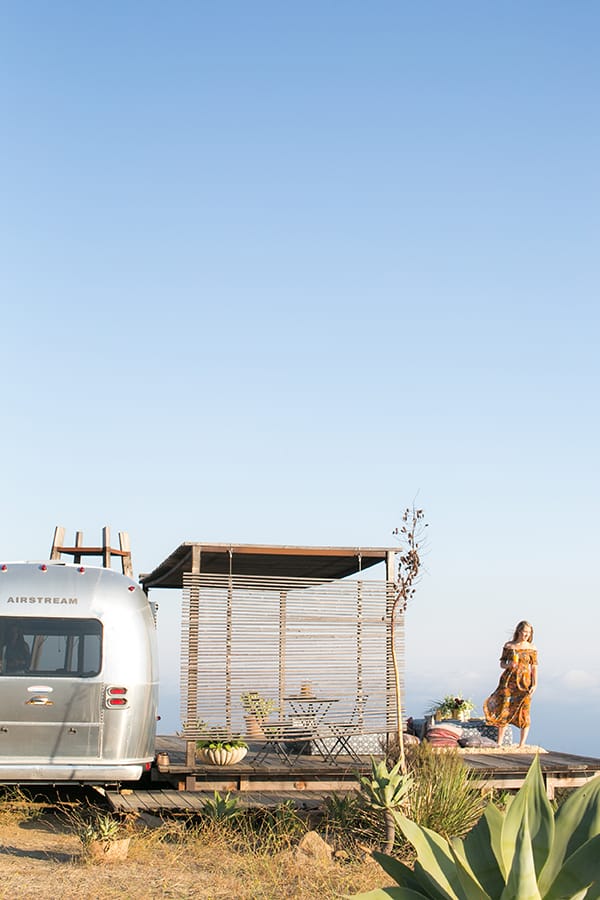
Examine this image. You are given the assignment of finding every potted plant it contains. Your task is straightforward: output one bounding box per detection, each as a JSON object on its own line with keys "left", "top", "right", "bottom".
{"left": 196, "top": 738, "right": 249, "bottom": 766}
{"left": 240, "top": 691, "right": 277, "bottom": 738}
{"left": 79, "top": 812, "right": 131, "bottom": 863}
{"left": 431, "top": 695, "right": 474, "bottom": 722}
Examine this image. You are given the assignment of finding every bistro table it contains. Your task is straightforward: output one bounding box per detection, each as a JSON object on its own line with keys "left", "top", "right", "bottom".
{"left": 284, "top": 695, "right": 339, "bottom": 726}
{"left": 283, "top": 696, "right": 340, "bottom": 762}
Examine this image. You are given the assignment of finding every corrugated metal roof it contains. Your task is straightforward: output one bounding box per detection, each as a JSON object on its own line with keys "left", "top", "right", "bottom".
{"left": 140, "top": 542, "right": 395, "bottom": 589}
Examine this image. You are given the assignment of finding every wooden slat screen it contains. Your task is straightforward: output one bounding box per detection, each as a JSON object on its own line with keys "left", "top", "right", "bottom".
{"left": 180, "top": 573, "right": 404, "bottom": 739}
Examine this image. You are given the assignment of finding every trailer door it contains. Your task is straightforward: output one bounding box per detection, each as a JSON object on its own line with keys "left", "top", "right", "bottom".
{"left": 0, "top": 617, "right": 103, "bottom": 759}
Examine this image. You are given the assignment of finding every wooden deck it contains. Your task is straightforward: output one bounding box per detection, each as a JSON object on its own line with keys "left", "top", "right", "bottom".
{"left": 458, "top": 749, "right": 600, "bottom": 799}
{"left": 107, "top": 736, "right": 600, "bottom": 812}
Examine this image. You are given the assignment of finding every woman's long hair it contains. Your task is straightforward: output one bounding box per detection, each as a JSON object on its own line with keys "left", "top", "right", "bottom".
{"left": 512, "top": 620, "right": 533, "bottom": 642}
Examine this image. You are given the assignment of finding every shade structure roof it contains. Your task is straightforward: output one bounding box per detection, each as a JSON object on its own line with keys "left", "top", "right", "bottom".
{"left": 140, "top": 542, "right": 396, "bottom": 589}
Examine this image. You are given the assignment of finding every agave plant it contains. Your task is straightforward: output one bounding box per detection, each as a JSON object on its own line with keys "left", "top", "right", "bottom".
{"left": 352, "top": 756, "right": 600, "bottom": 899}
{"left": 359, "top": 757, "right": 414, "bottom": 853}
{"left": 200, "top": 790, "right": 243, "bottom": 822}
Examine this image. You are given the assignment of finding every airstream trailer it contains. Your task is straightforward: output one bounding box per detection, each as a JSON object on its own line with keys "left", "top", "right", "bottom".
{"left": 0, "top": 561, "right": 158, "bottom": 782}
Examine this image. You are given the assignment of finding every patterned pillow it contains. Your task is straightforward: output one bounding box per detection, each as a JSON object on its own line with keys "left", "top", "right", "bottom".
{"left": 458, "top": 734, "right": 497, "bottom": 748}
{"left": 426, "top": 726, "right": 461, "bottom": 747}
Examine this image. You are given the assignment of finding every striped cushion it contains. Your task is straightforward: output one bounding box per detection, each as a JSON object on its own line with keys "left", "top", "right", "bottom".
{"left": 426, "top": 726, "right": 461, "bottom": 746}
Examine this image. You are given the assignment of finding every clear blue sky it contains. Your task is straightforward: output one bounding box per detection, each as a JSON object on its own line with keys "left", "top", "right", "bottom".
{"left": 1, "top": 2, "right": 598, "bottom": 752}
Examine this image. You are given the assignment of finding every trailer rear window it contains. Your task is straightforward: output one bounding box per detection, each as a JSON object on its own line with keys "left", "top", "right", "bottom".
{"left": 0, "top": 617, "right": 102, "bottom": 677}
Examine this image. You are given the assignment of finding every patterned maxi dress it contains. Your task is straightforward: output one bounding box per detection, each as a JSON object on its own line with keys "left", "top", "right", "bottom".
{"left": 484, "top": 644, "right": 538, "bottom": 728}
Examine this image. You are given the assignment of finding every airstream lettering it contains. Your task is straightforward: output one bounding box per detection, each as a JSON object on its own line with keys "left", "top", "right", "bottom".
{"left": 6, "top": 597, "right": 79, "bottom": 604}
{"left": 0, "top": 562, "right": 158, "bottom": 783}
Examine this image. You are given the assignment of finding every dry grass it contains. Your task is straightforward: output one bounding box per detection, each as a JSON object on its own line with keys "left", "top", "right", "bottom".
{"left": 0, "top": 804, "right": 392, "bottom": 899}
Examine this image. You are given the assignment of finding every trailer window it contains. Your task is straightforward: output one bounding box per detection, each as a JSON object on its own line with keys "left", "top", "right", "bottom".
{"left": 0, "top": 617, "right": 102, "bottom": 677}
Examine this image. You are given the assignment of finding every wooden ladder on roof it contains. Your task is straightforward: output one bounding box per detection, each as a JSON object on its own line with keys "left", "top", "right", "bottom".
{"left": 50, "top": 526, "right": 134, "bottom": 578}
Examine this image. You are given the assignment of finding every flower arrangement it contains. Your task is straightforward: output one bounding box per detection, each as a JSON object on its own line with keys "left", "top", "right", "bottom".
{"left": 432, "top": 695, "right": 475, "bottom": 720}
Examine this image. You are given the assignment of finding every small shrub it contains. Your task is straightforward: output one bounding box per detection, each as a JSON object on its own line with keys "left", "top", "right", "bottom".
{"left": 404, "top": 740, "right": 486, "bottom": 839}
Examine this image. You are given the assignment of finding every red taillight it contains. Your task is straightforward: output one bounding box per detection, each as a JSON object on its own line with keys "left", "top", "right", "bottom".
{"left": 40, "top": 564, "right": 48, "bottom": 572}
{"left": 0, "top": 565, "right": 7, "bottom": 572}
{"left": 128, "top": 585, "right": 135, "bottom": 592}
{"left": 105, "top": 686, "right": 129, "bottom": 708}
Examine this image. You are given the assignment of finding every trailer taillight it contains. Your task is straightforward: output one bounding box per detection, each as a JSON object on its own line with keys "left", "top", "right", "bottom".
{"left": 105, "top": 686, "right": 129, "bottom": 708}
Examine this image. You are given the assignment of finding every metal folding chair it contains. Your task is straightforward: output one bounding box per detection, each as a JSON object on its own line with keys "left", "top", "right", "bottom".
{"left": 253, "top": 721, "right": 315, "bottom": 767}
{"left": 319, "top": 696, "right": 369, "bottom": 763}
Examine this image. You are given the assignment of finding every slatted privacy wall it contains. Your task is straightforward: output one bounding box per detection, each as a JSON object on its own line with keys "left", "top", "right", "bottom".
{"left": 181, "top": 573, "right": 404, "bottom": 740}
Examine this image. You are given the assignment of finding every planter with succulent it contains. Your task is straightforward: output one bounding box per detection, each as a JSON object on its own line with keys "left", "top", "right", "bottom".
{"left": 79, "top": 813, "right": 130, "bottom": 863}
{"left": 240, "top": 691, "right": 277, "bottom": 738}
{"left": 196, "top": 738, "right": 249, "bottom": 766}
{"left": 431, "top": 694, "right": 475, "bottom": 722}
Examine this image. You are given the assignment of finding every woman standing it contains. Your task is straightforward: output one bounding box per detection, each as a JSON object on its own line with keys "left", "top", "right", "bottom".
{"left": 484, "top": 620, "right": 538, "bottom": 748}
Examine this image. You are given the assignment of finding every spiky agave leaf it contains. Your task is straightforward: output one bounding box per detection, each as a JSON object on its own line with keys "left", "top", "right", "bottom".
{"left": 371, "top": 852, "right": 433, "bottom": 895}
{"left": 454, "top": 803, "right": 506, "bottom": 895}
{"left": 392, "top": 810, "right": 473, "bottom": 900}
{"left": 538, "top": 775, "right": 600, "bottom": 895}
{"left": 501, "top": 755, "right": 554, "bottom": 879}
{"left": 500, "top": 804, "right": 542, "bottom": 900}
{"left": 543, "top": 832, "right": 600, "bottom": 900}
{"left": 447, "top": 842, "right": 493, "bottom": 900}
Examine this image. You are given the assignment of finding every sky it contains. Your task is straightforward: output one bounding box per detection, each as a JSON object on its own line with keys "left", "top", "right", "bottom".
{"left": 1, "top": 2, "right": 599, "bottom": 755}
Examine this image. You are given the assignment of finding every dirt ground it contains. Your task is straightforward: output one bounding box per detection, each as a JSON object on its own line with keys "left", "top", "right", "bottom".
{"left": 0, "top": 807, "right": 385, "bottom": 899}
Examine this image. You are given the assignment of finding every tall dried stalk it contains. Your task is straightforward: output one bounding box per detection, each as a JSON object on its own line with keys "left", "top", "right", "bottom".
{"left": 391, "top": 507, "right": 427, "bottom": 773}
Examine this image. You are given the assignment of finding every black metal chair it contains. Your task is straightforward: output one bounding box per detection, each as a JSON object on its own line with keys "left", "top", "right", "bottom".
{"left": 317, "top": 696, "right": 369, "bottom": 763}
{"left": 253, "top": 721, "right": 315, "bottom": 767}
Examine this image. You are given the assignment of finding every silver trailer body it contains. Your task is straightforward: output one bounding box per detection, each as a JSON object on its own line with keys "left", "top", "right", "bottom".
{"left": 0, "top": 562, "right": 158, "bottom": 782}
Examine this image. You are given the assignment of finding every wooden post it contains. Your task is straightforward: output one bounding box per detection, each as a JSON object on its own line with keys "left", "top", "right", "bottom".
{"left": 278, "top": 590, "right": 287, "bottom": 714}
{"left": 386, "top": 550, "right": 398, "bottom": 741}
{"left": 119, "top": 531, "right": 133, "bottom": 578}
{"left": 102, "top": 526, "right": 111, "bottom": 570}
{"left": 356, "top": 571, "right": 364, "bottom": 726}
{"left": 50, "top": 526, "right": 65, "bottom": 560}
{"left": 73, "top": 531, "right": 83, "bottom": 565}
{"left": 184, "top": 546, "right": 202, "bottom": 767}
{"left": 226, "top": 549, "right": 233, "bottom": 733}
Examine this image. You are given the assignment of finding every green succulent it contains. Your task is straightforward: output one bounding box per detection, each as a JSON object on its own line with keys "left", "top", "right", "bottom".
{"left": 351, "top": 756, "right": 600, "bottom": 899}
{"left": 196, "top": 738, "right": 248, "bottom": 751}
{"left": 359, "top": 757, "right": 414, "bottom": 854}
{"left": 79, "top": 813, "right": 122, "bottom": 846}
{"left": 200, "top": 790, "right": 243, "bottom": 822}
{"left": 359, "top": 757, "right": 414, "bottom": 813}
